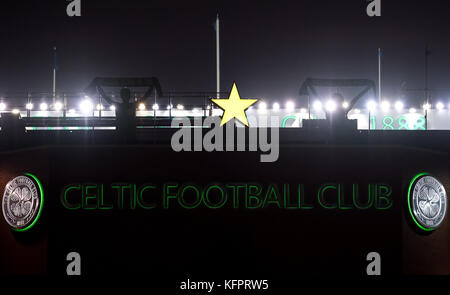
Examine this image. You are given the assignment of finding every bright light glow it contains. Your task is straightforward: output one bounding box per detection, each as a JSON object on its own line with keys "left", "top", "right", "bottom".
{"left": 380, "top": 101, "right": 390, "bottom": 112}
{"left": 342, "top": 101, "right": 349, "bottom": 109}
{"left": 313, "top": 100, "right": 323, "bottom": 111}
{"left": 176, "top": 104, "right": 184, "bottom": 110}
{"left": 423, "top": 103, "right": 431, "bottom": 110}
{"left": 325, "top": 100, "right": 336, "bottom": 112}
{"left": 409, "top": 108, "right": 417, "bottom": 113}
{"left": 54, "top": 102, "right": 63, "bottom": 111}
{"left": 167, "top": 104, "right": 173, "bottom": 110}
{"left": 96, "top": 104, "right": 104, "bottom": 111}
{"left": 11, "top": 109, "right": 20, "bottom": 114}
{"left": 152, "top": 103, "right": 159, "bottom": 110}
{"left": 300, "top": 108, "right": 307, "bottom": 114}
{"left": 138, "top": 103, "right": 146, "bottom": 111}
{"left": 109, "top": 105, "right": 116, "bottom": 111}
{"left": 0, "top": 102, "right": 6, "bottom": 111}
{"left": 39, "top": 102, "right": 48, "bottom": 111}
{"left": 285, "top": 101, "right": 295, "bottom": 111}
{"left": 367, "top": 100, "right": 377, "bottom": 112}
{"left": 68, "top": 109, "right": 76, "bottom": 114}
{"left": 354, "top": 108, "right": 361, "bottom": 114}
{"left": 272, "top": 102, "right": 280, "bottom": 111}
{"left": 258, "top": 102, "right": 267, "bottom": 113}
{"left": 436, "top": 102, "right": 444, "bottom": 110}
{"left": 394, "top": 101, "right": 404, "bottom": 112}
{"left": 79, "top": 99, "right": 93, "bottom": 115}
{"left": 26, "top": 103, "right": 33, "bottom": 110}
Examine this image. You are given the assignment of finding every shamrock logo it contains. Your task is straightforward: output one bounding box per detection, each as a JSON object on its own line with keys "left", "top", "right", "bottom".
{"left": 9, "top": 186, "right": 32, "bottom": 217}
{"left": 418, "top": 186, "right": 440, "bottom": 218}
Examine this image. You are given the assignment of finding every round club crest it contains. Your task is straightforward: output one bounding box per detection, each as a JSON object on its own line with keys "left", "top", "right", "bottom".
{"left": 2, "top": 174, "right": 43, "bottom": 231}
{"left": 408, "top": 174, "right": 447, "bottom": 231}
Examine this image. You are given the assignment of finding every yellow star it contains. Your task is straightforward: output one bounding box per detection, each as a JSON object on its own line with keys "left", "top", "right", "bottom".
{"left": 211, "top": 83, "right": 258, "bottom": 127}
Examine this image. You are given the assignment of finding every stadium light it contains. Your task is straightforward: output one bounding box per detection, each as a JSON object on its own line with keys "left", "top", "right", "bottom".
{"left": 436, "top": 102, "right": 444, "bottom": 110}
{"left": 96, "top": 104, "right": 104, "bottom": 111}
{"left": 354, "top": 108, "right": 361, "bottom": 114}
{"left": 313, "top": 100, "right": 323, "bottom": 111}
{"left": 367, "top": 100, "right": 377, "bottom": 112}
{"left": 54, "top": 102, "right": 63, "bottom": 111}
{"left": 423, "top": 103, "right": 431, "bottom": 111}
{"left": 272, "top": 102, "right": 280, "bottom": 111}
{"left": 285, "top": 101, "right": 295, "bottom": 111}
{"left": 176, "top": 104, "right": 184, "bottom": 110}
{"left": 26, "top": 103, "right": 33, "bottom": 110}
{"left": 300, "top": 108, "right": 307, "bottom": 114}
{"left": 258, "top": 102, "right": 267, "bottom": 113}
{"left": 109, "top": 105, "right": 116, "bottom": 111}
{"left": 138, "top": 103, "right": 146, "bottom": 111}
{"left": 380, "top": 100, "right": 390, "bottom": 112}
{"left": 409, "top": 108, "right": 416, "bottom": 113}
{"left": 40, "top": 102, "right": 48, "bottom": 111}
{"left": 80, "top": 99, "right": 94, "bottom": 115}
{"left": 342, "top": 101, "right": 349, "bottom": 109}
{"left": 394, "top": 101, "right": 404, "bottom": 112}
{"left": 167, "top": 104, "right": 173, "bottom": 110}
{"left": 258, "top": 101, "right": 267, "bottom": 110}
{"left": 325, "top": 100, "right": 336, "bottom": 112}
{"left": 11, "top": 109, "right": 20, "bottom": 115}
{"left": 152, "top": 103, "right": 159, "bottom": 110}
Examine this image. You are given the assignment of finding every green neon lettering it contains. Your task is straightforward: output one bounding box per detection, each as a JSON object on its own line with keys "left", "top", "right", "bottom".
{"left": 178, "top": 184, "right": 201, "bottom": 209}
{"left": 317, "top": 184, "right": 337, "bottom": 209}
{"left": 382, "top": 116, "right": 394, "bottom": 130}
{"left": 281, "top": 115, "right": 296, "bottom": 128}
{"left": 247, "top": 184, "right": 262, "bottom": 209}
{"left": 137, "top": 184, "right": 157, "bottom": 209}
{"left": 111, "top": 183, "right": 132, "bottom": 209}
{"left": 98, "top": 184, "right": 113, "bottom": 210}
{"left": 83, "top": 184, "right": 98, "bottom": 210}
{"left": 370, "top": 116, "right": 376, "bottom": 129}
{"left": 263, "top": 184, "right": 282, "bottom": 208}
{"left": 338, "top": 184, "right": 353, "bottom": 209}
{"left": 375, "top": 184, "right": 393, "bottom": 210}
{"left": 413, "top": 116, "right": 426, "bottom": 130}
{"left": 284, "top": 183, "right": 298, "bottom": 209}
{"left": 352, "top": 184, "right": 373, "bottom": 209}
{"left": 204, "top": 185, "right": 227, "bottom": 209}
{"left": 298, "top": 184, "right": 313, "bottom": 209}
{"left": 62, "top": 184, "right": 81, "bottom": 210}
{"left": 398, "top": 116, "right": 409, "bottom": 130}
{"left": 163, "top": 183, "right": 178, "bottom": 209}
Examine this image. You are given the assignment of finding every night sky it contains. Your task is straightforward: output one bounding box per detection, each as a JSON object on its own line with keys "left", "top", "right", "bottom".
{"left": 1, "top": 0, "right": 450, "bottom": 106}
